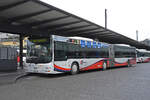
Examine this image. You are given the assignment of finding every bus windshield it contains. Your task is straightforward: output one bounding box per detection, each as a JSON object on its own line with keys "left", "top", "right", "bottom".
{"left": 26, "top": 38, "right": 52, "bottom": 63}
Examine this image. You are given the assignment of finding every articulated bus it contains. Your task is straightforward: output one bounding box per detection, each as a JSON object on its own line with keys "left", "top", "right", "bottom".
{"left": 136, "top": 49, "right": 150, "bottom": 63}
{"left": 25, "top": 35, "right": 136, "bottom": 74}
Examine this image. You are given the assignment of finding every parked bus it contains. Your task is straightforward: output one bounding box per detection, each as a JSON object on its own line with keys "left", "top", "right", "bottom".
{"left": 25, "top": 35, "right": 136, "bottom": 74}
{"left": 136, "top": 49, "right": 150, "bottom": 63}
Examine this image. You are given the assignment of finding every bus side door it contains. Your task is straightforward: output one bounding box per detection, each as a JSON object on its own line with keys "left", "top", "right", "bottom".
{"left": 54, "top": 41, "right": 68, "bottom": 71}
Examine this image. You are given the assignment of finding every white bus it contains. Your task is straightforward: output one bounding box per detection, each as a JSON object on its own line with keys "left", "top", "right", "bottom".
{"left": 25, "top": 35, "right": 136, "bottom": 74}
{"left": 136, "top": 49, "right": 150, "bottom": 63}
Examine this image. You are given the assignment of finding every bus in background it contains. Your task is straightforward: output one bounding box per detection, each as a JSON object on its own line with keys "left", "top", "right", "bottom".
{"left": 136, "top": 49, "right": 150, "bottom": 63}
{"left": 25, "top": 35, "right": 136, "bottom": 74}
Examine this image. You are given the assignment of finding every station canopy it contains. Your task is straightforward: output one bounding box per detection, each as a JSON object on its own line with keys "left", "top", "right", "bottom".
{"left": 0, "top": 0, "right": 150, "bottom": 50}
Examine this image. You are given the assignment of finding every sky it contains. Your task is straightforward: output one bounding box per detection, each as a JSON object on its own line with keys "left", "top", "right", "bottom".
{"left": 41, "top": 0, "right": 150, "bottom": 41}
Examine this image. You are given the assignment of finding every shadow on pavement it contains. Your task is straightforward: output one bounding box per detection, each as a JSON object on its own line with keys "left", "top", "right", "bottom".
{"left": 19, "top": 65, "right": 132, "bottom": 79}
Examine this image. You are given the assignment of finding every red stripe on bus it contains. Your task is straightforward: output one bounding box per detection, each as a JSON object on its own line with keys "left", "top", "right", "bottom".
{"left": 54, "top": 64, "right": 71, "bottom": 71}
{"left": 114, "top": 62, "right": 128, "bottom": 66}
{"left": 143, "top": 58, "right": 150, "bottom": 63}
{"left": 80, "top": 60, "right": 103, "bottom": 71}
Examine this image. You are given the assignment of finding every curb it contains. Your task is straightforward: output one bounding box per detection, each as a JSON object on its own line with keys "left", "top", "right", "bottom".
{"left": 0, "top": 71, "right": 27, "bottom": 86}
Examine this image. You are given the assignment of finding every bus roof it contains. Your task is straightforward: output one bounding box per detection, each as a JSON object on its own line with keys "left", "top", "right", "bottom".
{"left": 137, "top": 49, "right": 150, "bottom": 53}
{"left": 114, "top": 44, "right": 132, "bottom": 47}
{"left": 69, "top": 36, "right": 93, "bottom": 41}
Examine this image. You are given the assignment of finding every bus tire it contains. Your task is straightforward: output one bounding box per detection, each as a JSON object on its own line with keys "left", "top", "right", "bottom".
{"left": 127, "top": 60, "right": 132, "bottom": 67}
{"left": 141, "top": 58, "right": 144, "bottom": 63}
{"left": 102, "top": 61, "right": 107, "bottom": 71}
{"left": 71, "top": 63, "right": 79, "bottom": 75}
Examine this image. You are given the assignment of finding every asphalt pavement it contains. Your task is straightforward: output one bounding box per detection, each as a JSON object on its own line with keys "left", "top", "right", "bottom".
{"left": 0, "top": 63, "right": 150, "bottom": 100}
{"left": 0, "top": 69, "right": 26, "bottom": 85}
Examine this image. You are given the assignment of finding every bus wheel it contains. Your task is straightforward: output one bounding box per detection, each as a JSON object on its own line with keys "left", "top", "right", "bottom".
{"left": 102, "top": 62, "right": 107, "bottom": 70}
{"left": 141, "top": 58, "right": 143, "bottom": 63}
{"left": 127, "top": 60, "right": 131, "bottom": 67}
{"left": 71, "top": 63, "right": 79, "bottom": 75}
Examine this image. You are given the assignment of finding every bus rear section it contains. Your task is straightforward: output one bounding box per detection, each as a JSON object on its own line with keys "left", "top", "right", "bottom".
{"left": 136, "top": 49, "right": 150, "bottom": 63}
{"left": 112, "top": 44, "right": 136, "bottom": 67}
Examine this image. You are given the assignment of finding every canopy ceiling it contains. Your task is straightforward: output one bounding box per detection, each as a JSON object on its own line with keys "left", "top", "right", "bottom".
{"left": 0, "top": 0, "right": 150, "bottom": 50}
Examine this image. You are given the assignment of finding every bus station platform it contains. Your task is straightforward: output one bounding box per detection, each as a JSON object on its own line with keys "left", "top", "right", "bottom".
{"left": 0, "top": 69, "right": 26, "bottom": 86}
